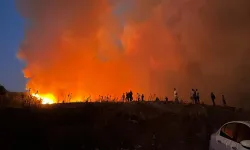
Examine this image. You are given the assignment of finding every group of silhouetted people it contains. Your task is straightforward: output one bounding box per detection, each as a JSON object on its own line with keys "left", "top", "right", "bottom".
{"left": 173, "top": 87, "right": 227, "bottom": 106}
{"left": 210, "top": 92, "right": 226, "bottom": 106}
{"left": 191, "top": 89, "right": 200, "bottom": 104}
{"left": 136, "top": 92, "right": 145, "bottom": 101}
{"left": 125, "top": 91, "right": 133, "bottom": 102}
{"left": 122, "top": 91, "right": 145, "bottom": 102}
{"left": 121, "top": 88, "right": 227, "bottom": 107}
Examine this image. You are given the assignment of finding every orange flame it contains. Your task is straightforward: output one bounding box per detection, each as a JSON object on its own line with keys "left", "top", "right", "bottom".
{"left": 31, "top": 93, "right": 56, "bottom": 104}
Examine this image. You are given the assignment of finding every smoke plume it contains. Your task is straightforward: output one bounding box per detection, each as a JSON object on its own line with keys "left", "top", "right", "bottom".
{"left": 16, "top": 0, "right": 250, "bottom": 107}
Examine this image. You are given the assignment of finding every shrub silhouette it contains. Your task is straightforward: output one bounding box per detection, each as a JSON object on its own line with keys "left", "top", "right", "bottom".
{"left": 0, "top": 84, "right": 7, "bottom": 95}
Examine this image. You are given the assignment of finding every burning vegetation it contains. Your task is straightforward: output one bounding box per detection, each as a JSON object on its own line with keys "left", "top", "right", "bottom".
{"left": 31, "top": 93, "right": 55, "bottom": 104}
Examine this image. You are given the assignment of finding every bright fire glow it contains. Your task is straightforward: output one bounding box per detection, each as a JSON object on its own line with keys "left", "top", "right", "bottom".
{"left": 31, "top": 93, "right": 56, "bottom": 104}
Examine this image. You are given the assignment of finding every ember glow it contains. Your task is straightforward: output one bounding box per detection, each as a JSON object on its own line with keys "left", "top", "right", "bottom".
{"left": 17, "top": 0, "right": 250, "bottom": 106}
{"left": 32, "top": 93, "right": 56, "bottom": 104}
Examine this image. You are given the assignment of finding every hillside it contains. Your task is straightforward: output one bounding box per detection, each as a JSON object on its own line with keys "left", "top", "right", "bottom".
{"left": 0, "top": 102, "right": 249, "bottom": 150}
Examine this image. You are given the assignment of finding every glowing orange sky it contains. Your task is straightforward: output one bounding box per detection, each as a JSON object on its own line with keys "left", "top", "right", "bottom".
{"left": 17, "top": 0, "right": 250, "bottom": 106}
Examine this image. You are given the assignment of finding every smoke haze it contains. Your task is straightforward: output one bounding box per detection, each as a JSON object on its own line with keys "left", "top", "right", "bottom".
{"left": 16, "top": 0, "right": 250, "bottom": 107}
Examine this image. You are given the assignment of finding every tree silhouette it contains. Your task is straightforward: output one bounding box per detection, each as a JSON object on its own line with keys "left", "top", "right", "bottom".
{"left": 0, "top": 84, "right": 7, "bottom": 95}
{"left": 0, "top": 84, "right": 7, "bottom": 107}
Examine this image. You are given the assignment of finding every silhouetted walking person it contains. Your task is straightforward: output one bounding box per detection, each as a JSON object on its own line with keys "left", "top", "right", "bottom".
{"left": 211, "top": 92, "right": 216, "bottom": 106}
{"left": 194, "top": 89, "right": 197, "bottom": 104}
{"left": 155, "top": 97, "right": 160, "bottom": 101}
{"left": 191, "top": 89, "right": 195, "bottom": 104}
{"left": 196, "top": 89, "right": 200, "bottom": 104}
{"left": 126, "top": 92, "right": 129, "bottom": 102}
{"left": 141, "top": 94, "right": 144, "bottom": 101}
{"left": 165, "top": 96, "right": 168, "bottom": 102}
{"left": 174, "top": 88, "right": 178, "bottom": 103}
{"left": 222, "top": 95, "right": 226, "bottom": 106}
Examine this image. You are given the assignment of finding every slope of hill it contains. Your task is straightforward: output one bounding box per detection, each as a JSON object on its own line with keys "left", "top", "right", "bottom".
{"left": 0, "top": 102, "right": 248, "bottom": 150}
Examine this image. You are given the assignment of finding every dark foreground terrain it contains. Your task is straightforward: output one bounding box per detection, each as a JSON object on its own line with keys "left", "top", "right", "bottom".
{"left": 0, "top": 102, "right": 249, "bottom": 150}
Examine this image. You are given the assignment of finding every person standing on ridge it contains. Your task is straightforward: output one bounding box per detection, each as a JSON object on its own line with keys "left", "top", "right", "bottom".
{"left": 126, "top": 92, "right": 129, "bottom": 102}
{"left": 165, "top": 96, "right": 168, "bottom": 102}
{"left": 191, "top": 89, "right": 195, "bottom": 104}
{"left": 196, "top": 89, "right": 200, "bottom": 104}
{"left": 211, "top": 92, "right": 216, "bottom": 106}
{"left": 174, "top": 88, "right": 178, "bottom": 103}
{"left": 141, "top": 94, "right": 144, "bottom": 101}
{"left": 194, "top": 89, "right": 197, "bottom": 104}
{"left": 222, "top": 95, "right": 226, "bottom": 106}
{"left": 128, "top": 91, "right": 133, "bottom": 102}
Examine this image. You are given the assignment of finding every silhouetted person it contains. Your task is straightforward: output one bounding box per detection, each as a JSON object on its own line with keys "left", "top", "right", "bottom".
{"left": 141, "top": 94, "right": 144, "bottom": 101}
{"left": 194, "top": 89, "right": 197, "bottom": 104}
{"left": 165, "top": 96, "right": 168, "bottom": 102}
{"left": 155, "top": 97, "right": 160, "bottom": 101}
{"left": 191, "top": 89, "right": 195, "bottom": 104}
{"left": 196, "top": 89, "right": 200, "bottom": 104}
{"left": 222, "top": 95, "right": 226, "bottom": 106}
{"left": 174, "top": 88, "right": 178, "bottom": 103}
{"left": 211, "top": 92, "right": 216, "bottom": 106}
{"left": 126, "top": 92, "right": 129, "bottom": 102}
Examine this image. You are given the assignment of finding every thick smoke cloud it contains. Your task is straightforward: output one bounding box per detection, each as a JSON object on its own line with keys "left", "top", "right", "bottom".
{"left": 16, "top": 0, "right": 250, "bottom": 107}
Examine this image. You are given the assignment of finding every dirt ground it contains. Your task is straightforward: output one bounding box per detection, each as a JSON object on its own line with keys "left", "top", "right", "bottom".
{"left": 0, "top": 102, "right": 249, "bottom": 150}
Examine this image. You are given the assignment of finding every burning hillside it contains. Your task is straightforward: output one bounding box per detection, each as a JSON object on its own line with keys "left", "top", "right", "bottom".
{"left": 16, "top": 0, "right": 250, "bottom": 106}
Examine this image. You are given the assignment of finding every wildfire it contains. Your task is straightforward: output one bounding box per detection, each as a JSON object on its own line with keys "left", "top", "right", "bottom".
{"left": 31, "top": 93, "right": 56, "bottom": 104}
